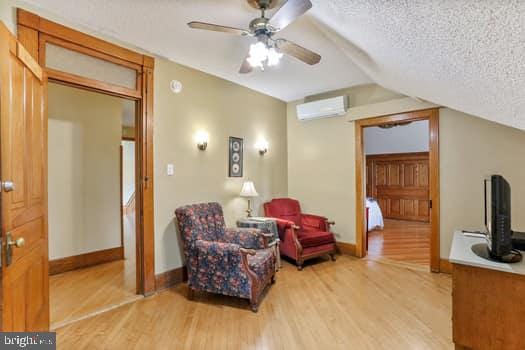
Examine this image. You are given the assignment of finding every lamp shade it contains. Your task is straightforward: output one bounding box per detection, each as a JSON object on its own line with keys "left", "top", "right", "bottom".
{"left": 240, "top": 181, "right": 259, "bottom": 197}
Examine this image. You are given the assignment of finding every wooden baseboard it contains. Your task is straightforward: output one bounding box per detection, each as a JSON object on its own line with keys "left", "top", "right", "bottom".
{"left": 49, "top": 246, "right": 124, "bottom": 275}
{"left": 155, "top": 266, "right": 188, "bottom": 291}
{"left": 336, "top": 242, "right": 356, "bottom": 256}
{"left": 439, "top": 258, "right": 453, "bottom": 274}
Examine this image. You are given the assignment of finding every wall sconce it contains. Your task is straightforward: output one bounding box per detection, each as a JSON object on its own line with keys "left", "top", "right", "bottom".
{"left": 255, "top": 138, "right": 269, "bottom": 155}
{"left": 195, "top": 130, "right": 209, "bottom": 151}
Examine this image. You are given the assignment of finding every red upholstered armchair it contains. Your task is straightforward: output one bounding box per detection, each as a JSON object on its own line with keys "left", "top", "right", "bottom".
{"left": 263, "top": 198, "right": 336, "bottom": 270}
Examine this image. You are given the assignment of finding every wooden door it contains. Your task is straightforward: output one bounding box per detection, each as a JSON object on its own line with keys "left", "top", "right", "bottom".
{"left": 366, "top": 152, "right": 429, "bottom": 222}
{"left": 0, "top": 23, "right": 49, "bottom": 331}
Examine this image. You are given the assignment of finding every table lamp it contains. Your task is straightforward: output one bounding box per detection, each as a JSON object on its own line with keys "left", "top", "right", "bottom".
{"left": 240, "top": 181, "right": 259, "bottom": 217}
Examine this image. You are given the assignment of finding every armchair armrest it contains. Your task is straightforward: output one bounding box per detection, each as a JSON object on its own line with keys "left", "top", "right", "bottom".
{"left": 195, "top": 240, "right": 245, "bottom": 265}
{"left": 222, "top": 228, "right": 269, "bottom": 249}
{"left": 195, "top": 240, "right": 256, "bottom": 265}
{"left": 301, "top": 214, "right": 335, "bottom": 231}
{"left": 194, "top": 240, "right": 256, "bottom": 292}
{"left": 301, "top": 214, "right": 329, "bottom": 231}
{"left": 269, "top": 217, "right": 300, "bottom": 231}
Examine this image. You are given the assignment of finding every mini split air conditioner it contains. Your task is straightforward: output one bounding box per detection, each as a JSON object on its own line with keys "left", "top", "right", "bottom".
{"left": 296, "top": 95, "right": 349, "bottom": 121}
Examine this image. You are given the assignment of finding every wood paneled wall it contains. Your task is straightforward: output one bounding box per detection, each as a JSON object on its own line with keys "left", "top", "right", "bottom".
{"left": 366, "top": 152, "right": 430, "bottom": 222}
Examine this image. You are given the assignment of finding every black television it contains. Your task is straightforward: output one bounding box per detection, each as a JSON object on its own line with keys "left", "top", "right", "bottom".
{"left": 483, "top": 175, "right": 523, "bottom": 262}
{"left": 484, "top": 175, "right": 512, "bottom": 259}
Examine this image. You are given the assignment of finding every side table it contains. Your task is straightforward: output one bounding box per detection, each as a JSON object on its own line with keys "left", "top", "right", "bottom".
{"left": 236, "top": 217, "right": 281, "bottom": 271}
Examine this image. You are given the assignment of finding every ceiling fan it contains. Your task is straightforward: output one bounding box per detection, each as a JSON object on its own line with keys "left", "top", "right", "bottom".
{"left": 187, "top": 0, "right": 321, "bottom": 73}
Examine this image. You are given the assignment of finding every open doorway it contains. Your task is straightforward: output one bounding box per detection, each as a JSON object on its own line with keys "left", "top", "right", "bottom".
{"left": 47, "top": 83, "right": 140, "bottom": 328}
{"left": 364, "top": 121, "right": 431, "bottom": 266}
{"left": 12, "top": 10, "right": 156, "bottom": 330}
{"left": 121, "top": 104, "right": 136, "bottom": 265}
{"left": 355, "top": 109, "right": 440, "bottom": 272}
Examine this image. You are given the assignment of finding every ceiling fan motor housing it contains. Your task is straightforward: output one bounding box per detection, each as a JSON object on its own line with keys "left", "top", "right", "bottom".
{"left": 247, "top": 0, "right": 279, "bottom": 10}
{"left": 249, "top": 17, "right": 273, "bottom": 36}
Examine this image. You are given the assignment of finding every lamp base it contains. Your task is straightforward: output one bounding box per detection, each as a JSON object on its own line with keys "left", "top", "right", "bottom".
{"left": 246, "top": 199, "right": 253, "bottom": 218}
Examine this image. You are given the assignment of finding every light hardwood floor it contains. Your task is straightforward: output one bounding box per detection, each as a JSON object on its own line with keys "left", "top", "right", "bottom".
{"left": 55, "top": 255, "right": 452, "bottom": 349}
{"left": 367, "top": 219, "right": 431, "bottom": 266}
{"left": 50, "top": 213, "right": 138, "bottom": 329}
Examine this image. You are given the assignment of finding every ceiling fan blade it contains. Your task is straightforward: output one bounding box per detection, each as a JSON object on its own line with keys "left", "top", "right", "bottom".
{"left": 276, "top": 39, "right": 321, "bottom": 65}
{"left": 269, "top": 0, "right": 312, "bottom": 31}
{"left": 239, "top": 55, "right": 253, "bottom": 74}
{"left": 187, "top": 21, "right": 249, "bottom": 36}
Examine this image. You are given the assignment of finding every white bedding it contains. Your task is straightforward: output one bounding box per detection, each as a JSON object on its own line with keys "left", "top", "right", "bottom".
{"left": 366, "top": 198, "right": 384, "bottom": 231}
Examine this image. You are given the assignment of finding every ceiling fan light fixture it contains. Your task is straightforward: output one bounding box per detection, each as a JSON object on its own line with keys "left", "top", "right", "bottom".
{"left": 188, "top": 0, "right": 319, "bottom": 73}
{"left": 247, "top": 41, "right": 283, "bottom": 69}
{"left": 267, "top": 47, "right": 283, "bottom": 66}
{"left": 247, "top": 55, "right": 264, "bottom": 69}
{"left": 249, "top": 42, "right": 268, "bottom": 62}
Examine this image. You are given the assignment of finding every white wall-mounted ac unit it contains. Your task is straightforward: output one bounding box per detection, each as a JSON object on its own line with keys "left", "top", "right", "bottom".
{"left": 296, "top": 95, "right": 349, "bottom": 121}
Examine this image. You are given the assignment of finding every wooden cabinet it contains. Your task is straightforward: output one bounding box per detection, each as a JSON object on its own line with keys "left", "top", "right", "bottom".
{"left": 366, "top": 152, "right": 430, "bottom": 222}
{"left": 452, "top": 264, "right": 525, "bottom": 349}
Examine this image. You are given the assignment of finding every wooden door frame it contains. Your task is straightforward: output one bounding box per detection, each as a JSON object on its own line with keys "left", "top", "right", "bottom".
{"left": 17, "top": 9, "right": 156, "bottom": 295}
{"left": 355, "top": 109, "right": 440, "bottom": 272}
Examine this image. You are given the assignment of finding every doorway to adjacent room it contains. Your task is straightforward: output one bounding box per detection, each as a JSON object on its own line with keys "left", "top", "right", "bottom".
{"left": 47, "top": 83, "right": 140, "bottom": 329}
{"left": 355, "top": 109, "right": 441, "bottom": 272}
{"left": 14, "top": 9, "right": 156, "bottom": 330}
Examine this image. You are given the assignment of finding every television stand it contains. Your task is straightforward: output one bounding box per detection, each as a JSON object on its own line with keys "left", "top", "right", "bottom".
{"left": 449, "top": 231, "right": 525, "bottom": 349}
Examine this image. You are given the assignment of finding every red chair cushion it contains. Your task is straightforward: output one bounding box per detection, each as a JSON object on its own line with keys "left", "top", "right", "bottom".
{"left": 297, "top": 230, "right": 335, "bottom": 248}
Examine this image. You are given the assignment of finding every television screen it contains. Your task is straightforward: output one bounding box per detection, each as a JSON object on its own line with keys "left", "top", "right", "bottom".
{"left": 484, "top": 178, "right": 492, "bottom": 244}
{"left": 479, "top": 175, "right": 522, "bottom": 263}
{"left": 485, "top": 175, "right": 513, "bottom": 258}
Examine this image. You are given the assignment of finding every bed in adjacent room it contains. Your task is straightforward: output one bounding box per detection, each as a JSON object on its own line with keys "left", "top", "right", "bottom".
{"left": 366, "top": 197, "right": 384, "bottom": 231}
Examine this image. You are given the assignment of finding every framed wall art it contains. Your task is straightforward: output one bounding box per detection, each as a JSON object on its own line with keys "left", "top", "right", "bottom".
{"left": 229, "top": 136, "right": 244, "bottom": 177}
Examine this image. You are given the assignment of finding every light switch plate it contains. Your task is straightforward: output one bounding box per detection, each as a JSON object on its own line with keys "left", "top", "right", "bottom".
{"left": 167, "top": 164, "right": 174, "bottom": 176}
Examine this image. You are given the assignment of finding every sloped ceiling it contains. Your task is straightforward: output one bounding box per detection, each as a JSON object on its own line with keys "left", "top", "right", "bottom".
{"left": 311, "top": 1, "right": 525, "bottom": 130}
{"left": 20, "top": 0, "right": 525, "bottom": 130}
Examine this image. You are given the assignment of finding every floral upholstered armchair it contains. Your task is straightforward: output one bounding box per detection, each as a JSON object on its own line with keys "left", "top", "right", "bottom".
{"left": 175, "top": 202, "right": 276, "bottom": 312}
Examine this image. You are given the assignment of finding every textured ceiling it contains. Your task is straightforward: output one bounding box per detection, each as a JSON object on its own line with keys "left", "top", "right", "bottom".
{"left": 311, "top": 0, "right": 525, "bottom": 130}
{"left": 20, "top": 0, "right": 525, "bottom": 130}
{"left": 20, "top": 0, "right": 371, "bottom": 102}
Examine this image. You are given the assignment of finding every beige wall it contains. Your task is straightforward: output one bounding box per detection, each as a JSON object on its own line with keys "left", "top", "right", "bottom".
{"left": 287, "top": 85, "right": 402, "bottom": 244}
{"left": 48, "top": 83, "right": 123, "bottom": 260}
{"left": 153, "top": 59, "right": 288, "bottom": 273}
{"left": 440, "top": 109, "right": 525, "bottom": 256}
{"left": 0, "top": 0, "right": 17, "bottom": 34}
{"left": 287, "top": 84, "right": 525, "bottom": 258}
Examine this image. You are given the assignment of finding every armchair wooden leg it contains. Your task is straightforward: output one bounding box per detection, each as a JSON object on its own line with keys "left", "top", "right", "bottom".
{"left": 297, "top": 260, "right": 304, "bottom": 271}
{"left": 271, "top": 274, "right": 276, "bottom": 284}
{"left": 250, "top": 300, "right": 259, "bottom": 313}
{"left": 330, "top": 253, "right": 336, "bottom": 261}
